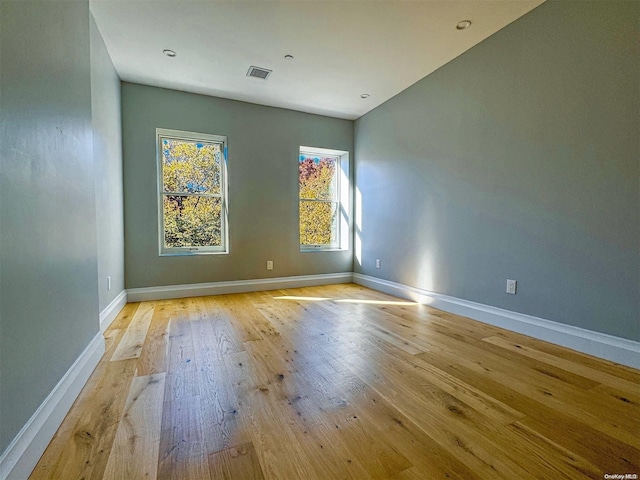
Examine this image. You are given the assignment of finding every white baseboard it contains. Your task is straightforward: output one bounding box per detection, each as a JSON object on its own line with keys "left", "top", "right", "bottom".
{"left": 99, "top": 290, "right": 127, "bottom": 332}
{"left": 353, "top": 273, "right": 640, "bottom": 370}
{"left": 127, "top": 272, "right": 354, "bottom": 302}
{"left": 0, "top": 333, "right": 105, "bottom": 480}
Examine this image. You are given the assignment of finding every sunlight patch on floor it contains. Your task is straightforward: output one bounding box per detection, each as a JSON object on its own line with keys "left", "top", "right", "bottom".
{"left": 336, "top": 299, "right": 417, "bottom": 306}
{"left": 273, "top": 295, "right": 418, "bottom": 306}
{"left": 273, "top": 296, "right": 331, "bottom": 301}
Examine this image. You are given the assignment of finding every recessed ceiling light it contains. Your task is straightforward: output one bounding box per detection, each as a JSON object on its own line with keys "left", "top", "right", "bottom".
{"left": 163, "top": 49, "right": 176, "bottom": 57}
{"left": 360, "top": 94, "right": 370, "bottom": 99}
{"left": 284, "top": 54, "right": 294, "bottom": 60}
{"left": 456, "top": 20, "right": 472, "bottom": 30}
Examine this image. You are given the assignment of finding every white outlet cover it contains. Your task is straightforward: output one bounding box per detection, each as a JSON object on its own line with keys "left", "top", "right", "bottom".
{"left": 506, "top": 279, "right": 517, "bottom": 295}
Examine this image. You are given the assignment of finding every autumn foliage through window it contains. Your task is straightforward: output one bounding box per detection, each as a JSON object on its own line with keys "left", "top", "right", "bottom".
{"left": 158, "top": 130, "right": 227, "bottom": 254}
{"left": 299, "top": 153, "right": 339, "bottom": 247}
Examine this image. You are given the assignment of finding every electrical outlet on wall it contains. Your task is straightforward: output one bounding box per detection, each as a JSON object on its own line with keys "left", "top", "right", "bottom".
{"left": 266, "top": 261, "right": 273, "bottom": 270}
{"left": 506, "top": 279, "right": 517, "bottom": 295}
{"left": 107, "top": 276, "right": 111, "bottom": 291}
{"left": 375, "top": 259, "right": 381, "bottom": 269}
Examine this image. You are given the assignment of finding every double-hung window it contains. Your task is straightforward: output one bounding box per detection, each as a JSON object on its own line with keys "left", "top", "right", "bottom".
{"left": 157, "top": 128, "right": 228, "bottom": 255}
{"left": 299, "top": 146, "right": 349, "bottom": 251}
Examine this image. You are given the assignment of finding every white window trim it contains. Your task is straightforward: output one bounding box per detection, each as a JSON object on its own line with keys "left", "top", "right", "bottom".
{"left": 157, "top": 128, "right": 229, "bottom": 256}
{"left": 299, "top": 146, "right": 350, "bottom": 252}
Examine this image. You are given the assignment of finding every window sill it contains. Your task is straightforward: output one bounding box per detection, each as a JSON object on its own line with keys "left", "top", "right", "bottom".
{"left": 300, "top": 247, "right": 347, "bottom": 253}
{"left": 160, "top": 250, "right": 229, "bottom": 257}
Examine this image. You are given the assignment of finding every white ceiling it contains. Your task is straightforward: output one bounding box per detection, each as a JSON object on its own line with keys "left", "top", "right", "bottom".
{"left": 90, "top": 0, "right": 544, "bottom": 120}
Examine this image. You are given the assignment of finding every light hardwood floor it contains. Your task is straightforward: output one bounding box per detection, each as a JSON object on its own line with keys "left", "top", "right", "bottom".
{"left": 31, "top": 284, "right": 640, "bottom": 479}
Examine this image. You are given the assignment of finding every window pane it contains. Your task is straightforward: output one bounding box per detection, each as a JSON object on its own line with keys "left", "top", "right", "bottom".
{"left": 299, "top": 201, "right": 338, "bottom": 246}
{"left": 299, "top": 155, "right": 337, "bottom": 201}
{"left": 162, "top": 138, "right": 221, "bottom": 194}
{"left": 163, "top": 195, "right": 221, "bottom": 248}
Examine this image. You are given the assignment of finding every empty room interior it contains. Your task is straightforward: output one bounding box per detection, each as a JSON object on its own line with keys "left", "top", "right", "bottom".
{"left": 1, "top": 0, "right": 639, "bottom": 479}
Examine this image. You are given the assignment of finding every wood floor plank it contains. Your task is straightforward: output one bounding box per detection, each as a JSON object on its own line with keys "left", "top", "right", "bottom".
{"left": 158, "top": 313, "right": 211, "bottom": 479}
{"left": 483, "top": 335, "right": 640, "bottom": 397}
{"left": 136, "top": 305, "right": 171, "bottom": 376}
{"left": 363, "top": 323, "right": 425, "bottom": 355}
{"left": 157, "top": 392, "right": 210, "bottom": 480}
{"left": 378, "top": 303, "right": 504, "bottom": 341}
{"left": 205, "top": 320, "right": 319, "bottom": 479}
{"left": 224, "top": 301, "right": 377, "bottom": 479}
{"left": 230, "top": 357, "right": 320, "bottom": 479}
{"left": 502, "top": 421, "right": 603, "bottom": 479}
{"left": 165, "top": 309, "right": 201, "bottom": 399}
{"left": 417, "top": 337, "right": 640, "bottom": 448}
{"left": 29, "top": 359, "right": 137, "bottom": 480}
{"left": 108, "top": 302, "right": 140, "bottom": 331}
{"left": 207, "top": 309, "right": 245, "bottom": 356}
{"left": 102, "top": 373, "right": 166, "bottom": 479}
{"left": 472, "top": 335, "right": 602, "bottom": 391}
{"left": 591, "top": 382, "right": 640, "bottom": 408}
{"left": 30, "top": 323, "right": 134, "bottom": 480}
{"left": 243, "top": 333, "right": 410, "bottom": 479}
{"left": 335, "top": 348, "right": 541, "bottom": 479}
{"left": 110, "top": 301, "right": 155, "bottom": 361}
{"left": 270, "top": 288, "right": 341, "bottom": 322}
{"left": 337, "top": 332, "right": 525, "bottom": 427}
{"left": 208, "top": 443, "right": 266, "bottom": 480}
{"left": 222, "top": 293, "right": 282, "bottom": 340}
{"left": 487, "top": 328, "right": 640, "bottom": 383}
{"left": 190, "top": 303, "right": 250, "bottom": 455}
{"left": 420, "top": 349, "right": 640, "bottom": 474}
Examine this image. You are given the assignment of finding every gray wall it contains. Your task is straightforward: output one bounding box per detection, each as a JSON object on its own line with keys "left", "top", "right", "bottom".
{"left": 91, "top": 16, "right": 125, "bottom": 311}
{"left": 354, "top": 0, "right": 639, "bottom": 341}
{"left": 122, "top": 83, "right": 353, "bottom": 289}
{"left": 0, "top": 1, "right": 101, "bottom": 454}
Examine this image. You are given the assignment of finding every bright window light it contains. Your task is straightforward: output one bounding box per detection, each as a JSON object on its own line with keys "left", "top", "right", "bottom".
{"left": 299, "top": 146, "right": 349, "bottom": 251}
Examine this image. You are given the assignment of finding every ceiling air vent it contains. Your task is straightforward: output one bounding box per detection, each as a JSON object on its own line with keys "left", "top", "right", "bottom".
{"left": 246, "top": 66, "right": 272, "bottom": 80}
